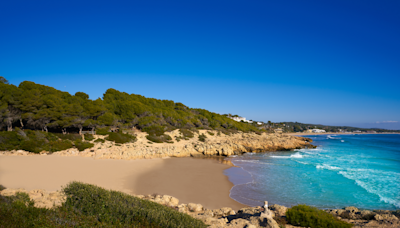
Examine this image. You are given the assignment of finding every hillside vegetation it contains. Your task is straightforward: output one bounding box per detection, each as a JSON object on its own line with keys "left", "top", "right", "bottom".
{"left": 0, "top": 77, "right": 260, "bottom": 143}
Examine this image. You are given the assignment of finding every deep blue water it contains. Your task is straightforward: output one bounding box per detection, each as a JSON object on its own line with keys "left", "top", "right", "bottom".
{"left": 225, "top": 134, "right": 400, "bottom": 210}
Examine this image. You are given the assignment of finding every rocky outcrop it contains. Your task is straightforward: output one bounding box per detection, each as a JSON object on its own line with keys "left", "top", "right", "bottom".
{"left": 0, "top": 188, "right": 65, "bottom": 208}
{"left": 325, "top": 206, "right": 400, "bottom": 228}
{"left": 0, "top": 131, "right": 314, "bottom": 160}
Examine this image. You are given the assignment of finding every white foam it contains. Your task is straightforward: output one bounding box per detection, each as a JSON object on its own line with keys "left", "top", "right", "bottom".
{"left": 316, "top": 164, "right": 341, "bottom": 170}
{"left": 341, "top": 140, "right": 345, "bottom": 142}
{"left": 270, "top": 152, "right": 304, "bottom": 159}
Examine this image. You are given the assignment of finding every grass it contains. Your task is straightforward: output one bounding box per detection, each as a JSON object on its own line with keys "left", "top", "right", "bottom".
{"left": 286, "top": 205, "right": 353, "bottom": 228}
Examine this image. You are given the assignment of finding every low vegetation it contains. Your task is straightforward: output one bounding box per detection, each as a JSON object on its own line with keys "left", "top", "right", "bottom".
{"left": 198, "top": 133, "right": 207, "bottom": 142}
{"left": 106, "top": 132, "right": 136, "bottom": 144}
{"left": 63, "top": 182, "right": 207, "bottom": 228}
{"left": 0, "top": 130, "right": 93, "bottom": 153}
{"left": 0, "top": 182, "right": 207, "bottom": 227}
{"left": 286, "top": 205, "right": 353, "bottom": 228}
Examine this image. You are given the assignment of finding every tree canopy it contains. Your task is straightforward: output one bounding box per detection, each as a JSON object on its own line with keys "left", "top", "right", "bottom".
{"left": 0, "top": 78, "right": 260, "bottom": 136}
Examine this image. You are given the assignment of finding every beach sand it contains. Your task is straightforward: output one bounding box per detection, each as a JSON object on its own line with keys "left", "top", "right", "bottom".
{"left": 0, "top": 155, "right": 245, "bottom": 210}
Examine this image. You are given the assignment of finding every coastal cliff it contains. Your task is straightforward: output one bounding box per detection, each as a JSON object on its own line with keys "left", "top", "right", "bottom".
{"left": 0, "top": 130, "right": 314, "bottom": 160}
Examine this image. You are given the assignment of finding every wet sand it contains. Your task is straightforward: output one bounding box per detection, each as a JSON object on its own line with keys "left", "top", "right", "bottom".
{"left": 0, "top": 155, "right": 245, "bottom": 210}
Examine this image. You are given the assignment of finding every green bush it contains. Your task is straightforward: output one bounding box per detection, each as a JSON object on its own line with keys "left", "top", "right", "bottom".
{"left": 286, "top": 205, "right": 353, "bottom": 228}
{"left": 179, "top": 129, "right": 194, "bottom": 140}
{"left": 95, "top": 127, "right": 110, "bottom": 135}
{"left": 207, "top": 131, "right": 215, "bottom": 136}
{"left": 19, "top": 139, "right": 49, "bottom": 153}
{"left": 63, "top": 182, "right": 207, "bottom": 228}
{"left": 0, "top": 131, "right": 23, "bottom": 151}
{"left": 0, "top": 191, "right": 104, "bottom": 227}
{"left": 143, "top": 125, "right": 167, "bottom": 136}
{"left": 53, "top": 133, "right": 81, "bottom": 141}
{"left": 74, "top": 140, "right": 94, "bottom": 151}
{"left": 94, "top": 138, "right": 105, "bottom": 143}
{"left": 106, "top": 132, "right": 136, "bottom": 144}
{"left": 84, "top": 133, "right": 94, "bottom": 141}
{"left": 48, "top": 140, "right": 73, "bottom": 152}
{"left": 146, "top": 134, "right": 173, "bottom": 143}
{"left": 198, "top": 133, "right": 207, "bottom": 142}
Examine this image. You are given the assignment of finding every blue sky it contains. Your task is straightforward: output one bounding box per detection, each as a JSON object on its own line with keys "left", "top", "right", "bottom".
{"left": 1, "top": 0, "right": 399, "bottom": 129}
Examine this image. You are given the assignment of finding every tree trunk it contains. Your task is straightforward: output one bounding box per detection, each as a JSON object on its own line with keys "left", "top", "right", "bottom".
{"left": 62, "top": 128, "right": 67, "bottom": 135}
{"left": 79, "top": 127, "right": 83, "bottom": 135}
{"left": 19, "top": 118, "right": 24, "bottom": 129}
{"left": 6, "top": 119, "right": 12, "bottom": 131}
{"left": 44, "top": 126, "right": 48, "bottom": 133}
{"left": 91, "top": 127, "right": 95, "bottom": 135}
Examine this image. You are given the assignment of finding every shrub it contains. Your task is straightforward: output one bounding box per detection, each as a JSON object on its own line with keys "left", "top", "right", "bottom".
{"left": 48, "top": 140, "right": 73, "bottom": 152}
{"left": 143, "top": 125, "right": 166, "bottom": 136}
{"left": 0, "top": 131, "right": 23, "bottom": 151}
{"left": 198, "top": 133, "right": 207, "bottom": 142}
{"left": 0, "top": 191, "right": 104, "bottom": 227}
{"left": 53, "top": 133, "right": 81, "bottom": 141}
{"left": 74, "top": 140, "right": 94, "bottom": 151}
{"left": 95, "top": 127, "right": 110, "bottom": 135}
{"left": 146, "top": 134, "right": 173, "bottom": 143}
{"left": 106, "top": 132, "right": 136, "bottom": 144}
{"left": 286, "top": 205, "right": 353, "bottom": 228}
{"left": 179, "top": 129, "right": 194, "bottom": 139}
{"left": 84, "top": 133, "right": 94, "bottom": 141}
{"left": 19, "top": 139, "right": 49, "bottom": 153}
{"left": 94, "top": 138, "right": 105, "bottom": 143}
{"left": 207, "top": 131, "right": 215, "bottom": 136}
{"left": 63, "top": 182, "right": 207, "bottom": 228}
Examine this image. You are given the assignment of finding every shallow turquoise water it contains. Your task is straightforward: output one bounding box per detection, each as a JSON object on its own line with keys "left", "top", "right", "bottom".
{"left": 225, "top": 134, "right": 400, "bottom": 210}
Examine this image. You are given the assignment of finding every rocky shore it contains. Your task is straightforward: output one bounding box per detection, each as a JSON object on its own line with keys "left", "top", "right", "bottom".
{"left": 0, "top": 130, "right": 314, "bottom": 160}
{"left": 1, "top": 188, "right": 399, "bottom": 228}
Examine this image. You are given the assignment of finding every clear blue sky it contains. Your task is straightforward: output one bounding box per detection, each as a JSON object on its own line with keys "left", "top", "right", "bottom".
{"left": 1, "top": 0, "right": 399, "bottom": 129}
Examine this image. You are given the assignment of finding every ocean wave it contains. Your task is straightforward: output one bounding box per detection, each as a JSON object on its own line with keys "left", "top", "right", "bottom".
{"left": 270, "top": 152, "right": 305, "bottom": 159}
{"left": 339, "top": 170, "right": 400, "bottom": 208}
{"left": 316, "top": 164, "right": 341, "bottom": 170}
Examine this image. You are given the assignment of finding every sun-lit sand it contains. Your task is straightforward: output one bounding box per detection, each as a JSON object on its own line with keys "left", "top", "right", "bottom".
{"left": 0, "top": 155, "right": 245, "bottom": 210}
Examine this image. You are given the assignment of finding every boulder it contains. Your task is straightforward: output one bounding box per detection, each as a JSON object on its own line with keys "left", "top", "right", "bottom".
{"left": 269, "top": 204, "right": 287, "bottom": 217}
{"left": 188, "top": 203, "right": 204, "bottom": 212}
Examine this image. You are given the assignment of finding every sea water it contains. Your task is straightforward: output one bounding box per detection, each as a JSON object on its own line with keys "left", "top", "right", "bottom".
{"left": 225, "top": 134, "right": 400, "bottom": 210}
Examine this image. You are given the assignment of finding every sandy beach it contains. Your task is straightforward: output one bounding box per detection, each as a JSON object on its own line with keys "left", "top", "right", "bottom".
{"left": 0, "top": 155, "right": 245, "bottom": 210}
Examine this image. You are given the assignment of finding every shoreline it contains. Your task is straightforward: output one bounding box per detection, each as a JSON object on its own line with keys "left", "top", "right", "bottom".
{"left": 286, "top": 132, "right": 400, "bottom": 136}
{"left": 0, "top": 155, "right": 245, "bottom": 210}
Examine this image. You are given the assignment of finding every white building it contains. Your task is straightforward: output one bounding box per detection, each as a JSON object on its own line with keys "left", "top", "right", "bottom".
{"left": 312, "top": 129, "right": 326, "bottom": 133}
{"left": 230, "top": 116, "right": 253, "bottom": 123}
{"left": 257, "top": 122, "right": 263, "bottom": 125}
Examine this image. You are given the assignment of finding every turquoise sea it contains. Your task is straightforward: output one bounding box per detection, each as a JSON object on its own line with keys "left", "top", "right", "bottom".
{"left": 225, "top": 134, "right": 400, "bottom": 210}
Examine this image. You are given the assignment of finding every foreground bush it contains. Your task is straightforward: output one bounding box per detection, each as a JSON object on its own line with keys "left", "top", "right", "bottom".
{"left": 286, "top": 205, "right": 353, "bottom": 228}
{"left": 63, "top": 182, "right": 207, "bottom": 228}
{"left": 0, "top": 192, "right": 103, "bottom": 227}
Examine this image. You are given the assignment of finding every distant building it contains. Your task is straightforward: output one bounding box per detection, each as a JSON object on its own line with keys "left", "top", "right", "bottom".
{"left": 353, "top": 130, "right": 362, "bottom": 133}
{"left": 312, "top": 129, "right": 326, "bottom": 133}
{"left": 229, "top": 116, "right": 253, "bottom": 123}
{"left": 257, "top": 122, "right": 263, "bottom": 125}
{"left": 366, "top": 131, "right": 377, "bottom": 133}
{"left": 274, "top": 128, "right": 283, "bottom": 133}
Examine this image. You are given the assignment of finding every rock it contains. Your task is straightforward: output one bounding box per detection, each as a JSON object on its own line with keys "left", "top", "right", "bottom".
{"left": 345, "top": 206, "right": 359, "bottom": 213}
{"left": 360, "top": 210, "right": 375, "bottom": 220}
{"left": 226, "top": 218, "right": 250, "bottom": 227}
{"left": 188, "top": 203, "right": 203, "bottom": 212}
{"left": 269, "top": 204, "right": 287, "bottom": 217}
{"left": 375, "top": 213, "right": 399, "bottom": 221}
